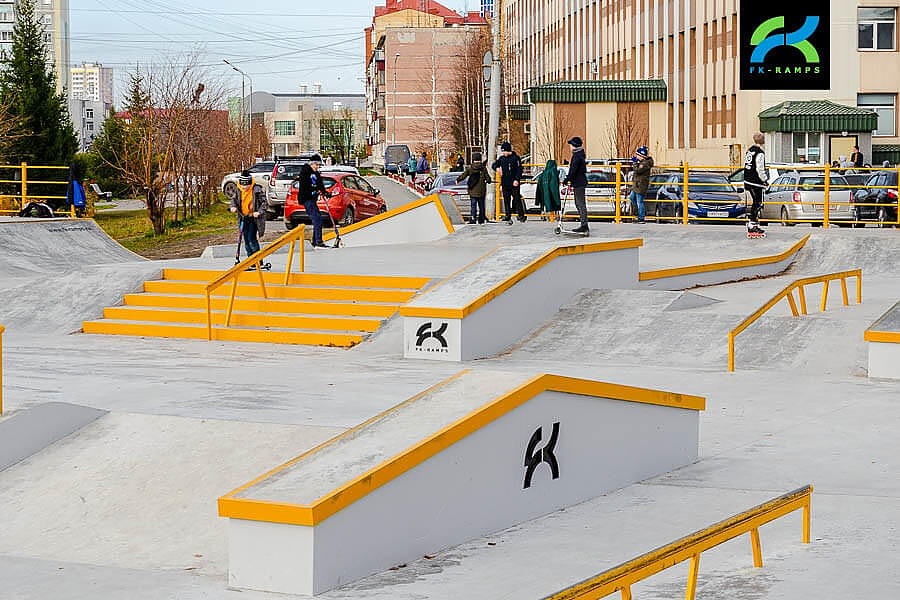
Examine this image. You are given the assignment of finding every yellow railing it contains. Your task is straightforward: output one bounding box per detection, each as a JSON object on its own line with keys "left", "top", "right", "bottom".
{"left": 0, "top": 323, "right": 4, "bottom": 414}
{"left": 728, "top": 269, "right": 862, "bottom": 371}
{"left": 518, "top": 161, "right": 900, "bottom": 227}
{"left": 204, "top": 224, "right": 306, "bottom": 340}
{"left": 545, "top": 485, "right": 812, "bottom": 600}
{"left": 0, "top": 163, "right": 72, "bottom": 217}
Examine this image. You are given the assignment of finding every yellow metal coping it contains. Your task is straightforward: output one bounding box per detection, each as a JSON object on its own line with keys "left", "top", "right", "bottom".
{"left": 217, "top": 372, "right": 704, "bottom": 527}
{"left": 399, "top": 239, "right": 644, "bottom": 320}
{"left": 322, "top": 193, "right": 455, "bottom": 242}
{"left": 545, "top": 485, "right": 812, "bottom": 600}
{"left": 865, "top": 330, "right": 900, "bottom": 343}
{"left": 639, "top": 235, "right": 810, "bottom": 282}
{"left": 0, "top": 323, "right": 4, "bottom": 414}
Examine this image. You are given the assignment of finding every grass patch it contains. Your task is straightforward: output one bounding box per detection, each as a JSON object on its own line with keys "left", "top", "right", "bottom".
{"left": 95, "top": 198, "right": 237, "bottom": 254}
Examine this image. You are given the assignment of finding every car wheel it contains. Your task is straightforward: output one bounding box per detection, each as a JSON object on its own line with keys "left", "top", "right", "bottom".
{"left": 654, "top": 202, "right": 662, "bottom": 222}
{"left": 378, "top": 204, "right": 387, "bottom": 214}
{"left": 223, "top": 182, "right": 237, "bottom": 200}
{"left": 266, "top": 210, "right": 277, "bottom": 221}
{"left": 780, "top": 206, "right": 795, "bottom": 227}
{"left": 341, "top": 205, "right": 356, "bottom": 226}
{"left": 285, "top": 220, "right": 296, "bottom": 230}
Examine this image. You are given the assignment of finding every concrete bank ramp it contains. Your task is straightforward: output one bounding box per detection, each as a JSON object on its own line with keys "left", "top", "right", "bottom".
{"left": 0, "top": 402, "right": 106, "bottom": 472}
{"left": 788, "top": 230, "right": 900, "bottom": 277}
{"left": 218, "top": 369, "right": 704, "bottom": 596}
{"left": 0, "top": 219, "right": 144, "bottom": 279}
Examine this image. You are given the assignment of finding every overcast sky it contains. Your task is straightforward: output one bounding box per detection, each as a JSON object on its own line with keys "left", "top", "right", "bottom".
{"left": 69, "top": 0, "right": 476, "bottom": 105}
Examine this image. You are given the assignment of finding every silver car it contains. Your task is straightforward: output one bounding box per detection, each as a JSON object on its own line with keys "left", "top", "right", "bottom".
{"left": 221, "top": 161, "right": 275, "bottom": 204}
{"left": 762, "top": 173, "right": 853, "bottom": 226}
{"left": 267, "top": 162, "right": 309, "bottom": 218}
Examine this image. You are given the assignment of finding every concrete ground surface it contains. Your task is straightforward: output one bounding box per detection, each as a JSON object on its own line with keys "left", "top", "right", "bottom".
{"left": 0, "top": 177, "right": 898, "bottom": 599}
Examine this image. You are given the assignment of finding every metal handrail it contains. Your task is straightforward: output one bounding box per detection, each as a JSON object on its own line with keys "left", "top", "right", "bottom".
{"left": 728, "top": 269, "right": 862, "bottom": 371}
{"left": 545, "top": 485, "right": 812, "bottom": 600}
{"left": 204, "top": 224, "right": 306, "bottom": 340}
{"left": 0, "top": 323, "right": 5, "bottom": 414}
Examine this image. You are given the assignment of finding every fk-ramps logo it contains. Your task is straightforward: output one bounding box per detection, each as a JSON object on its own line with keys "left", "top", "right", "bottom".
{"left": 414, "top": 321, "right": 449, "bottom": 353}
{"left": 523, "top": 423, "right": 560, "bottom": 489}
{"left": 740, "top": 2, "right": 829, "bottom": 90}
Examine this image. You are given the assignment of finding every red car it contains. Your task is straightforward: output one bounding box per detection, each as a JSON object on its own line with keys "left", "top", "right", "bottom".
{"left": 284, "top": 172, "right": 387, "bottom": 230}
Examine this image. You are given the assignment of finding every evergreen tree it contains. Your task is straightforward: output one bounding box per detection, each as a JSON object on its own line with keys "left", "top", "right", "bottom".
{"left": 0, "top": 0, "right": 77, "bottom": 165}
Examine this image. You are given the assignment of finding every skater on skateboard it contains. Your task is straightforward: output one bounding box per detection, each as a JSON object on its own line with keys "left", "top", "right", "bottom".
{"left": 743, "top": 133, "right": 769, "bottom": 236}
{"left": 563, "top": 136, "right": 589, "bottom": 234}
{"left": 456, "top": 151, "right": 492, "bottom": 224}
{"left": 491, "top": 141, "right": 525, "bottom": 222}
{"left": 629, "top": 146, "right": 653, "bottom": 223}
{"left": 297, "top": 154, "right": 332, "bottom": 248}
{"left": 229, "top": 170, "right": 268, "bottom": 260}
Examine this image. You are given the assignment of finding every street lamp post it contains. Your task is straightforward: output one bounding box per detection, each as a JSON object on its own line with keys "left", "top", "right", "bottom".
{"left": 392, "top": 53, "right": 400, "bottom": 145}
{"left": 224, "top": 59, "right": 254, "bottom": 161}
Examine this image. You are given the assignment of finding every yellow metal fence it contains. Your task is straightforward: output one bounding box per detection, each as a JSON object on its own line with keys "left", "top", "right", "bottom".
{"left": 728, "top": 269, "right": 862, "bottom": 371}
{"left": 512, "top": 162, "right": 900, "bottom": 228}
{"left": 545, "top": 485, "right": 812, "bottom": 600}
{"left": 0, "top": 323, "right": 4, "bottom": 414}
{"left": 0, "top": 163, "right": 73, "bottom": 217}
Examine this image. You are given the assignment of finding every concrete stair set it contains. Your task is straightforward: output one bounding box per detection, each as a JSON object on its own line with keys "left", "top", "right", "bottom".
{"left": 83, "top": 269, "right": 430, "bottom": 346}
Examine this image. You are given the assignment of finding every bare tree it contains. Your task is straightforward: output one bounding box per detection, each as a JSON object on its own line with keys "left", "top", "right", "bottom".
{"left": 313, "top": 105, "right": 361, "bottom": 164}
{"left": 531, "top": 108, "right": 575, "bottom": 163}
{"left": 601, "top": 102, "right": 649, "bottom": 159}
{"left": 446, "top": 28, "right": 490, "bottom": 155}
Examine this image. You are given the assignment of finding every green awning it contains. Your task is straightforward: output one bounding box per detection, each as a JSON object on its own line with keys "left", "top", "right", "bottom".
{"left": 758, "top": 100, "right": 877, "bottom": 133}
{"left": 873, "top": 145, "right": 900, "bottom": 165}
{"left": 507, "top": 104, "right": 530, "bottom": 120}
{"left": 524, "top": 80, "right": 667, "bottom": 104}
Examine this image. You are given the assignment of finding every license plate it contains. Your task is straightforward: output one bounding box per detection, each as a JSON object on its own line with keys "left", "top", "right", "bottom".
{"left": 814, "top": 204, "right": 824, "bottom": 210}
{"left": 707, "top": 211, "right": 729, "bottom": 218}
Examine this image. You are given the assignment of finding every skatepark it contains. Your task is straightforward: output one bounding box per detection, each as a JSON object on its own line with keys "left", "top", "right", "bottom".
{"left": 0, "top": 176, "right": 899, "bottom": 599}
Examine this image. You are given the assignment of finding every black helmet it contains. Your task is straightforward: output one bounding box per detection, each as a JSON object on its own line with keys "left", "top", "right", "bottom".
{"left": 309, "top": 154, "right": 323, "bottom": 164}
{"left": 500, "top": 141, "right": 512, "bottom": 152}
{"left": 238, "top": 170, "right": 252, "bottom": 185}
{"left": 567, "top": 136, "right": 583, "bottom": 148}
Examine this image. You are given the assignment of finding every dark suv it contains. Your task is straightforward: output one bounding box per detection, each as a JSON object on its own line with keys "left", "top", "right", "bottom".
{"left": 852, "top": 170, "right": 899, "bottom": 226}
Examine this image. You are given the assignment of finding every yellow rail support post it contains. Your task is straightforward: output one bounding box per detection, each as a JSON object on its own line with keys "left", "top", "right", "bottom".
{"left": 545, "top": 485, "right": 813, "bottom": 600}
{"left": 20, "top": 162, "right": 27, "bottom": 206}
{"left": 0, "top": 323, "right": 4, "bottom": 415}
{"left": 682, "top": 162, "right": 690, "bottom": 225}
{"left": 728, "top": 269, "right": 862, "bottom": 371}
{"left": 615, "top": 162, "right": 622, "bottom": 224}
{"left": 823, "top": 162, "right": 830, "bottom": 229}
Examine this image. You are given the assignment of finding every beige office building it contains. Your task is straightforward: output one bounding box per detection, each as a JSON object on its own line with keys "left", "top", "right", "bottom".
{"left": 0, "top": 0, "right": 70, "bottom": 93}
{"left": 503, "top": 0, "right": 900, "bottom": 165}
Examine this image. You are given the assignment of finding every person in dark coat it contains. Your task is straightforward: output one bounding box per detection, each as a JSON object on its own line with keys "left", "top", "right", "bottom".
{"left": 562, "top": 136, "right": 589, "bottom": 233}
{"left": 491, "top": 141, "right": 525, "bottom": 222}
{"left": 629, "top": 146, "right": 654, "bottom": 223}
{"left": 535, "top": 159, "right": 561, "bottom": 220}
{"left": 456, "top": 152, "right": 492, "bottom": 224}
{"left": 230, "top": 170, "right": 268, "bottom": 258}
{"left": 296, "top": 155, "right": 332, "bottom": 248}
{"left": 452, "top": 155, "right": 465, "bottom": 172}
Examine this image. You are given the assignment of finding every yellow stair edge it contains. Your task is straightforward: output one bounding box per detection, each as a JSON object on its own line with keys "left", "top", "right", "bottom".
{"left": 122, "top": 293, "right": 400, "bottom": 317}
{"left": 144, "top": 280, "right": 416, "bottom": 303}
{"left": 161, "top": 268, "right": 431, "bottom": 290}
{"left": 82, "top": 320, "right": 363, "bottom": 347}
{"left": 103, "top": 306, "right": 382, "bottom": 332}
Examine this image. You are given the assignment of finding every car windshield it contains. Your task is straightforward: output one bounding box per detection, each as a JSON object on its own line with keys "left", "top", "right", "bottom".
{"left": 275, "top": 164, "right": 305, "bottom": 180}
{"left": 687, "top": 175, "right": 733, "bottom": 193}
{"left": 798, "top": 176, "right": 847, "bottom": 189}
{"left": 248, "top": 162, "right": 274, "bottom": 173}
{"left": 435, "top": 174, "right": 462, "bottom": 187}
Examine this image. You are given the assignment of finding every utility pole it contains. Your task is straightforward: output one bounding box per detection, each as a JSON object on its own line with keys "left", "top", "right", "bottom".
{"left": 486, "top": 0, "right": 502, "bottom": 218}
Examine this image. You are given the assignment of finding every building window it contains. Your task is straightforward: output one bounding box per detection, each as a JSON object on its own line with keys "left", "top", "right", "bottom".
{"left": 319, "top": 119, "right": 353, "bottom": 153}
{"left": 85, "top": 108, "right": 93, "bottom": 119}
{"left": 858, "top": 8, "right": 896, "bottom": 51}
{"left": 858, "top": 93, "right": 896, "bottom": 136}
{"left": 274, "top": 120, "right": 296, "bottom": 136}
{"left": 792, "top": 132, "right": 821, "bottom": 163}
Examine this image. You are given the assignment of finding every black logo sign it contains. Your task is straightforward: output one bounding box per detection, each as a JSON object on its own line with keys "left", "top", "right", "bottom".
{"left": 523, "top": 423, "right": 560, "bottom": 489}
{"left": 740, "top": 2, "right": 830, "bottom": 90}
{"left": 414, "top": 322, "right": 449, "bottom": 353}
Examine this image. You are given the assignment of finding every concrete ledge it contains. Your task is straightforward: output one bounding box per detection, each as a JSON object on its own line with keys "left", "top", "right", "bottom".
{"left": 0, "top": 402, "right": 107, "bottom": 472}
{"left": 865, "top": 300, "right": 900, "bottom": 379}
{"left": 218, "top": 370, "right": 704, "bottom": 596}
{"left": 638, "top": 235, "right": 810, "bottom": 290}
{"left": 400, "top": 239, "right": 642, "bottom": 360}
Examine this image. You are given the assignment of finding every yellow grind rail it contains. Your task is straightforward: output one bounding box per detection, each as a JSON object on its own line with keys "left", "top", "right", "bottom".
{"left": 545, "top": 485, "right": 812, "bottom": 600}
{"left": 0, "top": 163, "right": 72, "bottom": 217}
{"left": 517, "top": 162, "right": 900, "bottom": 227}
{"left": 204, "top": 225, "right": 306, "bottom": 340}
{"left": 0, "top": 323, "right": 4, "bottom": 414}
{"left": 728, "top": 269, "right": 862, "bottom": 372}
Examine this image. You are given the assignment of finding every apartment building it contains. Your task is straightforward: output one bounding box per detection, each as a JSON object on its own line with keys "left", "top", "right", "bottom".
{"left": 0, "top": 0, "right": 70, "bottom": 93}
{"left": 503, "top": 0, "right": 900, "bottom": 165}
{"left": 71, "top": 62, "right": 113, "bottom": 104}
{"left": 365, "top": 0, "right": 488, "bottom": 169}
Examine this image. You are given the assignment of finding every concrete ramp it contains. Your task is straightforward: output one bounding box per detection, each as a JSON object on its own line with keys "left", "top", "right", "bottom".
{"left": 0, "top": 219, "right": 144, "bottom": 279}
{"left": 789, "top": 230, "right": 900, "bottom": 277}
{"left": 218, "top": 369, "right": 704, "bottom": 596}
{"left": 0, "top": 402, "right": 106, "bottom": 472}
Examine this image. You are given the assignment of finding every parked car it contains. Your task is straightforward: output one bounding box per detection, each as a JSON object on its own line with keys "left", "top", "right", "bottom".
{"left": 520, "top": 166, "right": 567, "bottom": 215}
{"left": 221, "top": 161, "right": 275, "bottom": 205}
{"left": 762, "top": 173, "right": 854, "bottom": 226}
{"left": 322, "top": 164, "right": 360, "bottom": 175}
{"left": 561, "top": 171, "right": 622, "bottom": 220}
{"left": 430, "top": 172, "right": 471, "bottom": 219}
{"left": 647, "top": 172, "right": 745, "bottom": 222}
{"left": 384, "top": 144, "right": 411, "bottom": 174}
{"left": 851, "top": 170, "right": 899, "bottom": 226}
{"left": 283, "top": 172, "right": 386, "bottom": 230}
